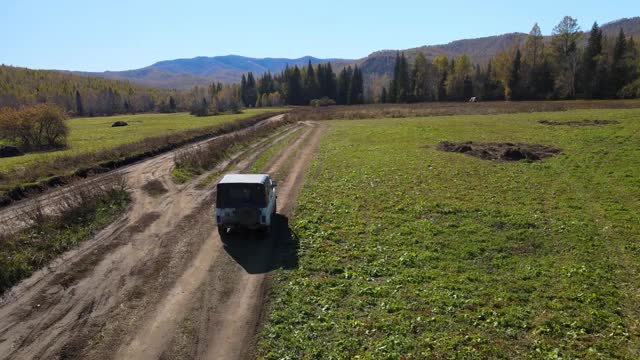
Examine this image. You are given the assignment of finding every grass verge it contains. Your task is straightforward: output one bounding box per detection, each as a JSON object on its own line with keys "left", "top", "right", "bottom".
{"left": 258, "top": 108, "right": 640, "bottom": 358}
{"left": 249, "top": 129, "right": 302, "bottom": 173}
{"left": 0, "top": 176, "right": 130, "bottom": 296}
{"left": 172, "top": 116, "right": 295, "bottom": 184}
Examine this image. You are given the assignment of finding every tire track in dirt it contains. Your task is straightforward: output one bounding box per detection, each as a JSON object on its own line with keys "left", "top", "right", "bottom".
{"left": 0, "top": 116, "right": 304, "bottom": 360}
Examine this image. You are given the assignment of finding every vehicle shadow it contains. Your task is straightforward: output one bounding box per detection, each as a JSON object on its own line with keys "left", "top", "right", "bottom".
{"left": 220, "top": 214, "right": 299, "bottom": 274}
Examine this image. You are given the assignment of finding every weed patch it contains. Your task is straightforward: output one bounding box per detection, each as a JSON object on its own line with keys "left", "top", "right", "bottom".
{"left": 172, "top": 116, "right": 295, "bottom": 183}
{"left": 0, "top": 176, "right": 130, "bottom": 296}
{"left": 249, "top": 129, "right": 301, "bottom": 173}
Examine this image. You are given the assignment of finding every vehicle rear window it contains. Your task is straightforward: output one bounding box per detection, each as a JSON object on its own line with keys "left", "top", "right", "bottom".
{"left": 217, "top": 183, "right": 267, "bottom": 208}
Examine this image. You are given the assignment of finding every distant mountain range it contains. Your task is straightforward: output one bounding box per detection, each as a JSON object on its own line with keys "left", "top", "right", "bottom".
{"left": 71, "top": 17, "right": 639, "bottom": 88}
{"left": 73, "top": 56, "right": 350, "bottom": 89}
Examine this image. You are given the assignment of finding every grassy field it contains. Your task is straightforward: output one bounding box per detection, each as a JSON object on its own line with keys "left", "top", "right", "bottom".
{"left": 0, "top": 109, "right": 284, "bottom": 172}
{"left": 258, "top": 108, "right": 640, "bottom": 358}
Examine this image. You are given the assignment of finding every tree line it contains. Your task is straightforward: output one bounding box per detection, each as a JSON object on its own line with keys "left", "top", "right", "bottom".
{"left": 382, "top": 17, "right": 640, "bottom": 102}
{"left": 239, "top": 61, "right": 364, "bottom": 107}
{"left": 0, "top": 60, "right": 367, "bottom": 119}
{"left": 0, "top": 66, "right": 199, "bottom": 115}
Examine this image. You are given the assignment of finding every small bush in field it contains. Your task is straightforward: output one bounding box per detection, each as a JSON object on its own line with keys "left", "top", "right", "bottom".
{"left": 0, "top": 104, "right": 69, "bottom": 151}
{"left": 310, "top": 97, "right": 336, "bottom": 107}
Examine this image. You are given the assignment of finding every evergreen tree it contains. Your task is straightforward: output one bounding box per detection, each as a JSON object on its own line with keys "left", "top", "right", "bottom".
{"left": 380, "top": 87, "right": 387, "bottom": 103}
{"left": 285, "top": 66, "right": 303, "bottom": 105}
{"left": 463, "top": 76, "right": 473, "bottom": 100}
{"left": 389, "top": 52, "right": 411, "bottom": 103}
{"left": 337, "top": 67, "right": 352, "bottom": 105}
{"left": 508, "top": 49, "right": 522, "bottom": 100}
{"left": 326, "top": 63, "right": 337, "bottom": 100}
{"left": 246, "top": 72, "right": 257, "bottom": 107}
{"left": 239, "top": 74, "right": 248, "bottom": 106}
{"left": 581, "top": 22, "right": 604, "bottom": 98}
{"left": 610, "top": 29, "right": 634, "bottom": 97}
{"left": 347, "top": 66, "right": 364, "bottom": 104}
{"left": 169, "top": 96, "right": 177, "bottom": 112}
{"left": 75, "top": 90, "right": 84, "bottom": 116}
{"left": 303, "top": 60, "right": 318, "bottom": 102}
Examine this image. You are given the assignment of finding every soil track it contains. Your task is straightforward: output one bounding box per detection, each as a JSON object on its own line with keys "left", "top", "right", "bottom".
{"left": 436, "top": 141, "right": 562, "bottom": 161}
{"left": 538, "top": 119, "right": 620, "bottom": 126}
{"left": 0, "top": 117, "right": 325, "bottom": 360}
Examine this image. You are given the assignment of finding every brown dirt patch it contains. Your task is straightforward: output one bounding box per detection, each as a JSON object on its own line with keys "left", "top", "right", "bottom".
{"left": 141, "top": 179, "right": 168, "bottom": 197}
{"left": 539, "top": 119, "right": 620, "bottom": 126}
{"left": 436, "top": 141, "right": 562, "bottom": 161}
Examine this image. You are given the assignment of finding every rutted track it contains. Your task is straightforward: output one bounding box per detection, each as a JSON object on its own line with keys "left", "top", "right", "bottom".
{"left": 0, "top": 114, "right": 287, "bottom": 233}
{"left": 0, "top": 116, "right": 325, "bottom": 360}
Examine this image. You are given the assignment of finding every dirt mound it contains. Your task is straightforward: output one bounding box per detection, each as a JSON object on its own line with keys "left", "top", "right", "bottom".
{"left": 0, "top": 145, "right": 23, "bottom": 158}
{"left": 111, "top": 121, "right": 128, "bottom": 127}
{"left": 539, "top": 119, "right": 619, "bottom": 126}
{"left": 436, "top": 141, "right": 562, "bottom": 161}
{"left": 141, "top": 179, "right": 168, "bottom": 197}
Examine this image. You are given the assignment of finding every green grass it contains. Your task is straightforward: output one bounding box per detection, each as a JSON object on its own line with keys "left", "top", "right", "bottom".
{"left": 171, "top": 119, "right": 294, "bottom": 185}
{"left": 171, "top": 165, "right": 198, "bottom": 184}
{"left": 0, "top": 188, "right": 130, "bottom": 295}
{"left": 0, "top": 109, "right": 285, "bottom": 172}
{"left": 249, "top": 129, "right": 301, "bottom": 173}
{"left": 258, "top": 108, "right": 640, "bottom": 358}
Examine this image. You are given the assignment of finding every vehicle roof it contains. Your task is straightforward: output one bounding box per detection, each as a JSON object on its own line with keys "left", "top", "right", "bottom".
{"left": 218, "top": 174, "right": 270, "bottom": 185}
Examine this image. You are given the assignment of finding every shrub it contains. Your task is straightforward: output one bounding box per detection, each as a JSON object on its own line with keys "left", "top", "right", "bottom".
{"left": 111, "top": 121, "right": 128, "bottom": 127}
{"left": 310, "top": 97, "right": 337, "bottom": 107}
{"left": 0, "top": 104, "right": 69, "bottom": 150}
{"left": 0, "top": 174, "right": 129, "bottom": 295}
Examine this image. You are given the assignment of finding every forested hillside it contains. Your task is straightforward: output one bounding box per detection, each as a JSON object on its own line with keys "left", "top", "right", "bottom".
{"left": 377, "top": 18, "right": 640, "bottom": 102}
{"left": 355, "top": 17, "right": 640, "bottom": 84}
{"left": 0, "top": 66, "right": 192, "bottom": 115}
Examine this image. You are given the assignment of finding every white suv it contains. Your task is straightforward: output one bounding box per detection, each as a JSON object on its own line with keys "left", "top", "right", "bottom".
{"left": 215, "top": 174, "right": 277, "bottom": 236}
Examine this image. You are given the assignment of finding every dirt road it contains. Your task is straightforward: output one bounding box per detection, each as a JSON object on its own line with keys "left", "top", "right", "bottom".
{"left": 0, "top": 118, "right": 325, "bottom": 359}
{"left": 0, "top": 114, "right": 287, "bottom": 234}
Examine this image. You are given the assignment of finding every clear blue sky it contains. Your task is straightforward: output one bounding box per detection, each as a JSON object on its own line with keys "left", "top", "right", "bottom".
{"left": 1, "top": 0, "right": 637, "bottom": 71}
